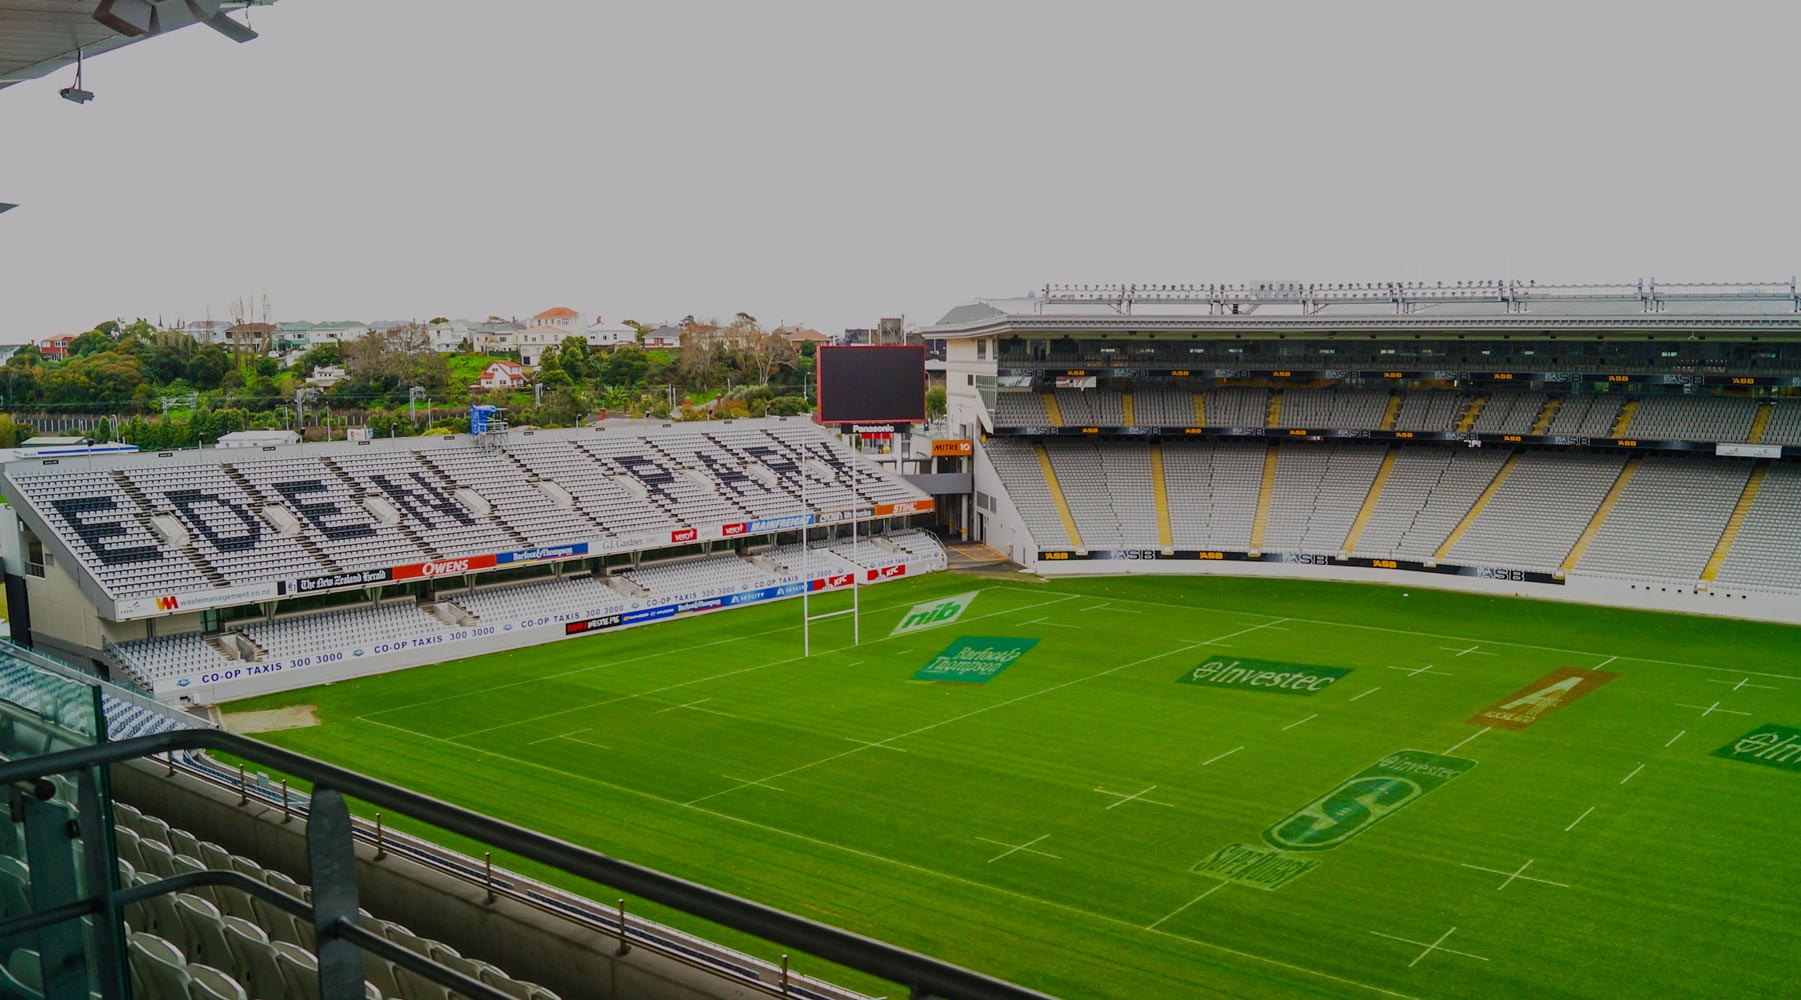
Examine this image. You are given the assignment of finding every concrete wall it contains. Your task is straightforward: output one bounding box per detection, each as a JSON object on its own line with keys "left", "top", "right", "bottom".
{"left": 1026, "top": 553, "right": 1801, "bottom": 625}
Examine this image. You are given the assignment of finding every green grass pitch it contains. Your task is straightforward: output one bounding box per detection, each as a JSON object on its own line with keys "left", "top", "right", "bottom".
{"left": 226, "top": 573, "right": 1801, "bottom": 999}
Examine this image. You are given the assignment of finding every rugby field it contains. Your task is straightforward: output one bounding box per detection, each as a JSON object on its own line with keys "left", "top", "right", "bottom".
{"left": 226, "top": 572, "right": 1801, "bottom": 999}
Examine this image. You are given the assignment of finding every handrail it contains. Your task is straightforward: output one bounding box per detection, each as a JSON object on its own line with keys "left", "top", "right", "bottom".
{"left": 172, "top": 749, "right": 860, "bottom": 999}
{"left": 0, "top": 730, "right": 1061, "bottom": 1000}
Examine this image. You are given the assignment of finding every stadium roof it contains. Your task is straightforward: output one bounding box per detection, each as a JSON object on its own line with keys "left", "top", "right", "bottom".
{"left": 0, "top": 0, "right": 271, "bottom": 92}
{"left": 925, "top": 279, "right": 1801, "bottom": 337}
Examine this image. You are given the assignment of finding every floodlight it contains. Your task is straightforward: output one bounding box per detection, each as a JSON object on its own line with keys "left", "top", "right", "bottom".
{"left": 60, "top": 87, "right": 95, "bottom": 104}
{"left": 0, "top": 204, "right": 15, "bottom": 215}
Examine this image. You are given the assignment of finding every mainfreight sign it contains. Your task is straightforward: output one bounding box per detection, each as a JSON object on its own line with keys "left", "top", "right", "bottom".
{"left": 911, "top": 637, "right": 1039, "bottom": 684}
{"left": 1712, "top": 724, "right": 1801, "bottom": 773}
{"left": 1178, "top": 658, "right": 1351, "bottom": 695}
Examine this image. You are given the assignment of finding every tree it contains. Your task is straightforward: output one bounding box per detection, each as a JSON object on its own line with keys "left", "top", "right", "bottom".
{"left": 623, "top": 320, "right": 655, "bottom": 346}
{"left": 927, "top": 386, "right": 947, "bottom": 419}
{"left": 68, "top": 329, "right": 114, "bottom": 358}
{"left": 557, "top": 335, "right": 592, "bottom": 379}
{"left": 187, "top": 346, "right": 231, "bottom": 389}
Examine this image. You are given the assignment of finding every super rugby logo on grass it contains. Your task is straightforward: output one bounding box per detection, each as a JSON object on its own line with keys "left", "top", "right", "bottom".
{"left": 1262, "top": 750, "right": 1476, "bottom": 852}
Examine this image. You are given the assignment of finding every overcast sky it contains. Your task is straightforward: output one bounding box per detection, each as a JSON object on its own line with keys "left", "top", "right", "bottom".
{"left": 4, "top": 1, "right": 1798, "bottom": 339}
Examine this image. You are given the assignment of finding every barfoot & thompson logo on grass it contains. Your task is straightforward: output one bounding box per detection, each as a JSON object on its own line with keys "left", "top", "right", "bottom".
{"left": 1712, "top": 724, "right": 1801, "bottom": 772}
{"left": 890, "top": 592, "right": 978, "bottom": 636}
{"left": 911, "top": 636, "right": 1038, "bottom": 684}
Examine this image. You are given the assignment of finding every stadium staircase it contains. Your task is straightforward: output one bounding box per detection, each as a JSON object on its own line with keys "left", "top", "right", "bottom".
{"left": 414, "top": 452, "right": 537, "bottom": 548}
{"left": 320, "top": 455, "right": 445, "bottom": 558}
{"left": 222, "top": 466, "right": 343, "bottom": 571}
{"left": 1248, "top": 445, "right": 1279, "bottom": 553}
{"left": 1377, "top": 394, "right": 1402, "bottom": 431}
{"left": 1041, "top": 393, "right": 1064, "bottom": 427}
{"left": 1455, "top": 396, "right": 1486, "bottom": 432}
{"left": 111, "top": 472, "right": 229, "bottom": 586}
{"left": 1121, "top": 392, "right": 1135, "bottom": 425}
{"left": 1747, "top": 402, "right": 1773, "bottom": 443}
{"left": 1191, "top": 392, "right": 1206, "bottom": 427}
{"left": 1033, "top": 444, "right": 1085, "bottom": 549}
{"left": 1432, "top": 450, "right": 1521, "bottom": 561}
{"left": 1610, "top": 400, "right": 1639, "bottom": 436}
{"left": 1148, "top": 443, "right": 1174, "bottom": 549}
{"left": 1559, "top": 455, "right": 1642, "bottom": 573}
{"left": 1700, "top": 461, "right": 1768, "bottom": 584}
{"left": 1340, "top": 448, "right": 1398, "bottom": 554}
{"left": 1264, "top": 391, "right": 1283, "bottom": 429}
{"left": 1530, "top": 398, "right": 1562, "bottom": 434}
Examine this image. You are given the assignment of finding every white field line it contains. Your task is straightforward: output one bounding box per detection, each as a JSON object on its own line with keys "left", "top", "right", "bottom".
{"left": 1664, "top": 730, "right": 1686, "bottom": 748}
{"left": 447, "top": 592, "right": 1084, "bottom": 739}
{"left": 1349, "top": 687, "right": 1381, "bottom": 702}
{"left": 528, "top": 727, "right": 591, "bottom": 745}
{"left": 994, "top": 585, "right": 1801, "bottom": 681}
{"left": 1282, "top": 715, "right": 1317, "bottom": 732}
{"left": 1620, "top": 763, "right": 1645, "bottom": 785}
{"left": 1385, "top": 664, "right": 1450, "bottom": 678}
{"left": 1595, "top": 656, "right": 1619, "bottom": 669}
{"left": 1675, "top": 702, "right": 1751, "bottom": 719}
{"left": 355, "top": 714, "right": 1429, "bottom": 1000}
{"left": 978, "top": 834, "right": 1059, "bottom": 863}
{"left": 1095, "top": 785, "right": 1174, "bottom": 810}
{"left": 1147, "top": 880, "right": 1226, "bottom": 930}
{"left": 1461, "top": 860, "right": 1570, "bottom": 891}
{"left": 686, "top": 619, "right": 1292, "bottom": 805}
{"left": 1565, "top": 806, "right": 1596, "bottom": 832}
{"left": 1440, "top": 645, "right": 1497, "bottom": 657}
{"left": 720, "top": 774, "right": 786, "bottom": 793}
{"left": 843, "top": 737, "right": 906, "bottom": 752}
{"left": 1368, "top": 927, "right": 1488, "bottom": 968}
{"left": 1705, "top": 677, "right": 1778, "bottom": 691}
{"left": 1202, "top": 746, "right": 1243, "bottom": 766}
{"left": 1443, "top": 727, "right": 1490, "bottom": 756}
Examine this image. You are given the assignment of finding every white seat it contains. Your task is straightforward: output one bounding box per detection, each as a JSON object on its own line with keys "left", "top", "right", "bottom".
{"left": 129, "top": 932, "right": 191, "bottom": 1000}
{"left": 186, "top": 963, "right": 249, "bottom": 1000}
{"left": 270, "top": 941, "right": 317, "bottom": 1000}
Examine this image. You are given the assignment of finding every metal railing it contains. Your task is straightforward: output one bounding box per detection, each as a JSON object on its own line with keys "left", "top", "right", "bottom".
{"left": 0, "top": 729, "right": 1060, "bottom": 1000}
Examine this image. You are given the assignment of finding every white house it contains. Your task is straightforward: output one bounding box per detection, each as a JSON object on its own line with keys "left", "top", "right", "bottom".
{"left": 515, "top": 325, "right": 568, "bottom": 367}
{"left": 427, "top": 319, "right": 473, "bottom": 353}
{"left": 531, "top": 307, "right": 581, "bottom": 334}
{"left": 179, "top": 320, "right": 233, "bottom": 344}
{"left": 584, "top": 320, "right": 639, "bottom": 349}
{"left": 305, "top": 365, "right": 347, "bottom": 388}
{"left": 477, "top": 360, "right": 529, "bottom": 389}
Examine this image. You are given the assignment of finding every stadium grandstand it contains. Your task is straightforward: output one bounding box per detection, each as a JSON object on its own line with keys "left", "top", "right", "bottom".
{"left": 0, "top": 419, "right": 942, "bottom": 702}
{"left": 926, "top": 279, "right": 1801, "bottom": 624}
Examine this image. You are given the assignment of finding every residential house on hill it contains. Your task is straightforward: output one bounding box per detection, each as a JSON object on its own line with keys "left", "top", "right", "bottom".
{"left": 477, "top": 360, "right": 529, "bottom": 389}
{"left": 39, "top": 334, "right": 76, "bottom": 361}
{"left": 532, "top": 307, "right": 581, "bottom": 334}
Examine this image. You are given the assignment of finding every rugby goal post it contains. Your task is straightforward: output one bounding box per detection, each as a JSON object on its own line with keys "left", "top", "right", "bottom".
{"left": 801, "top": 460, "right": 860, "bottom": 657}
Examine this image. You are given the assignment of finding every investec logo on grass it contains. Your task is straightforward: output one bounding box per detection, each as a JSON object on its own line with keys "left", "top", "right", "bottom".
{"left": 890, "top": 592, "right": 978, "bottom": 636}
{"left": 1712, "top": 724, "right": 1801, "bottom": 772}
{"left": 911, "top": 637, "right": 1039, "bottom": 684}
{"left": 1178, "top": 658, "right": 1351, "bottom": 695}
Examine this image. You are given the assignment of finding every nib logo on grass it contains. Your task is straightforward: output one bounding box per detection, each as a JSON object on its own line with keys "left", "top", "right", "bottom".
{"left": 911, "top": 636, "right": 1038, "bottom": 684}
{"left": 1262, "top": 750, "right": 1476, "bottom": 852}
{"left": 1712, "top": 724, "right": 1801, "bottom": 772}
{"left": 1466, "top": 666, "right": 1618, "bottom": 730}
{"left": 890, "top": 592, "right": 978, "bottom": 636}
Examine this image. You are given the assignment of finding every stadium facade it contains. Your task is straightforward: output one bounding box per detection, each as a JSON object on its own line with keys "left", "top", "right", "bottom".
{"left": 924, "top": 279, "right": 1801, "bottom": 624}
